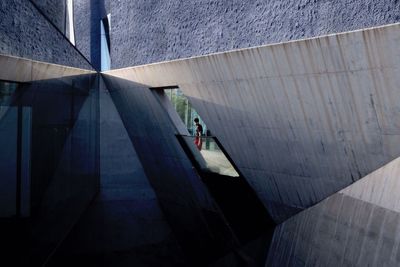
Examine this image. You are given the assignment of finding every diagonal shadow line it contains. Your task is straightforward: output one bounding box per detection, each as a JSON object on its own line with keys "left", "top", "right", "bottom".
{"left": 28, "top": 0, "right": 96, "bottom": 71}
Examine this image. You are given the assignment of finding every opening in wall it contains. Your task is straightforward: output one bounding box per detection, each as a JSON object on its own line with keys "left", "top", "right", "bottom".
{"left": 101, "top": 14, "right": 111, "bottom": 71}
{"left": 160, "top": 87, "right": 238, "bottom": 176}
{"left": 153, "top": 86, "right": 275, "bottom": 244}
{"left": 164, "top": 88, "right": 209, "bottom": 136}
{"left": 65, "top": 0, "right": 75, "bottom": 45}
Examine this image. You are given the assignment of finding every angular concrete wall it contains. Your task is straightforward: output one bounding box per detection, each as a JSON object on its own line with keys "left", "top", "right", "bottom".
{"left": 266, "top": 156, "right": 400, "bottom": 266}
{"left": 106, "top": 0, "right": 400, "bottom": 68}
{"left": 24, "top": 74, "right": 99, "bottom": 266}
{"left": 73, "top": 0, "right": 110, "bottom": 70}
{"left": 101, "top": 75, "right": 241, "bottom": 265}
{"left": 0, "top": 0, "right": 92, "bottom": 69}
{"left": 0, "top": 54, "right": 95, "bottom": 83}
{"left": 47, "top": 78, "right": 186, "bottom": 266}
{"left": 0, "top": 57, "right": 99, "bottom": 266}
{"left": 106, "top": 23, "right": 400, "bottom": 222}
{"left": 30, "top": 0, "right": 66, "bottom": 34}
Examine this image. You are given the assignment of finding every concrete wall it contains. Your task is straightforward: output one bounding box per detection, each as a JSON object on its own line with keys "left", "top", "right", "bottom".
{"left": 47, "top": 78, "right": 186, "bottom": 266}
{"left": 106, "top": 23, "right": 400, "bottom": 223}
{"left": 266, "top": 156, "right": 400, "bottom": 266}
{"left": 0, "top": 107, "right": 18, "bottom": 217}
{"left": 23, "top": 74, "right": 99, "bottom": 266}
{"left": 0, "top": 56, "right": 99, "bottom": 266}
{"left": 101, "top": 75, "right": 241, "bottom": 265}
{"left": 107, "top": 0, "right": 400, "bottom": 68}
{"left": 30, "top": 0, "right": 66, "bottom": 33}
{"left": 73, "top": 0, "right": 110, "bottom": 70}
{"left": 0, "top": 0, "right": 92, "bottom": 69}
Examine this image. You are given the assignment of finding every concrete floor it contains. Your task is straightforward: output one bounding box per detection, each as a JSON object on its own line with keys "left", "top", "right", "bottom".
{"left": 200, "top": 149, "right": 239, "bottom": 177}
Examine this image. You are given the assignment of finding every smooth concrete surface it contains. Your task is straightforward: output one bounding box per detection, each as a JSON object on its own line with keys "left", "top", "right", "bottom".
{"left": 0, "top": 54, "right": 95, "bottom": 83}
{"left": 47, "top": 77, "right": 186, "bottom": 267}
{"left": 0, "top": 108, "right": 18, "bottom": 217}
{"left": 106, "top": 0, "right": 400, "bottom": 68}
{"left": 26, "top": 74, "right": 99, "bottom": 266}
{"left": 266, "top": 156, "right": 400, "bottom": 267}
{"left": 341, "top": 157, "right": 400, "bottom": 215}
{"left": 106, "top": 23, "right": 400, "bottom": 222}
{"left": 200, "top": 150, "right": 239, "bottom": 177}
{"left": 102, "top": 74, "right": 241, "bottom": 265}
{"left": 0, "top": 73, "right": 100, "bottom": 266}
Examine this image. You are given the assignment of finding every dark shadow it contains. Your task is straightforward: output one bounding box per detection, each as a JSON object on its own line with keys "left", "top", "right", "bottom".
{"left": 46, "top": 75, "right": 188, "bottom": 267}
{"left": 102, "top": 75, "right": 240, "bottom": 266}
{"left": 0, "top": 73, "right": 100, "bottom": 267}
{"left": 90, "top": 0, "right": 108, "bottom": 70}
{"left": 177, "top": 135, "right": 275, "bottom": 245}
{"left": 101, "top": 75, "right": 276, "bottom": 266}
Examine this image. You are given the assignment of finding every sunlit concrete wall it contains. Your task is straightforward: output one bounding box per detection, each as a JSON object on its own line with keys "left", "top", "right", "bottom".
{"left": 106, "top": 23, "right": 400, "bottom": 223}
{"left": 106, "top": 0, "right": 400, "bottom": 68}
{"left": 266, "top": 156, "right": 400, "bottom": 266}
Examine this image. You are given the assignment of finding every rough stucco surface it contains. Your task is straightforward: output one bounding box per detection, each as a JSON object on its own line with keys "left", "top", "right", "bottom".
{"left": 109, "top": 0, "right": 400, "bottom": 69}
{"left": 0, "top": 0, "right": 92, "bottom": 69}
{"left": 74, "top": 0, "right": 110, "bottom": 70}
{"left": 29, "top": 0, "right": 66, "bottom": 33}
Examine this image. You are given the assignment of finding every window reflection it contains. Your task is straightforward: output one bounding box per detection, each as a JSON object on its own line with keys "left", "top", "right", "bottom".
{"left": 65, "top": 0, "right": 75, "bottom": 45}
{"left": 0, "top": 81, "right": 30, "bottom": 218}
{"left": 164, "top": 88, "right": 208, "bottom": 136}
{"left": 101, "top": 14, "right": 111, "bottom": 71}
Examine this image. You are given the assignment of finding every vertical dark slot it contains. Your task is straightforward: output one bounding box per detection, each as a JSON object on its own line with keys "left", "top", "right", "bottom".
{"left": 102, "top": 17, "right": 111, "bottom": 52}
{"left": 16, "top": 103, "right": 22, "bottom": 218}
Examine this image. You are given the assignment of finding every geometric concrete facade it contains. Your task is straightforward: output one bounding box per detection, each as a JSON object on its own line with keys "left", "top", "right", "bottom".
{"left": 107, "top": 23, "right": 400, "bottom": 222}
{"left": 96, "top": 0, "right": 400, "bottom": 69}
{"left": 0, "top": 0, "right": 92, "bottom": 69}
{"left": 266, "top": 156, "right": 400, "bottom": 266}
{"left": 2, "top": 1, "right": 400, "bottom": 266}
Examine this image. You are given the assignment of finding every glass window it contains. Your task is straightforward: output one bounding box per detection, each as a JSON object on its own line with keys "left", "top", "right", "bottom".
{"left": 162, "top": 87, "right": 239, "bottom": 177}
{"left": 164, "top": 88, "right": 208, "bottom": 136}
{"left": 101, "top": 14, "right": 111, "bottom": 71}
{"left": 0, "top": 81, "right": 31, "bottom": 218}
{"left": 65, "top": 0, "right": 75, "bottom": 45}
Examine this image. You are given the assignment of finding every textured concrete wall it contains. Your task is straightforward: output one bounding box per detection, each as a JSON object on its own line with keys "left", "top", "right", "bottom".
{"left": 0, "top": 0, "right": 92, "bottom": 69}
{"left": 266, "top": 156, "right": 400, "bottom": 267}
{"left": 106, "top": 23, "right": 400, "bottom": 223}
{"left": 74, "top": 0, "right": 110, "bottom": 70}
{"left": 30, "top": 0, "right": 66, "bottom": 33}
{"left": 107, "top": 0, "right": 400, "bottom": 68}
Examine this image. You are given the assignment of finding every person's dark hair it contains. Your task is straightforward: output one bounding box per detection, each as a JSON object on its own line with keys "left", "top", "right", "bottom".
{"left": 194, "top": 118, "right": 199, "bottom": 123}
